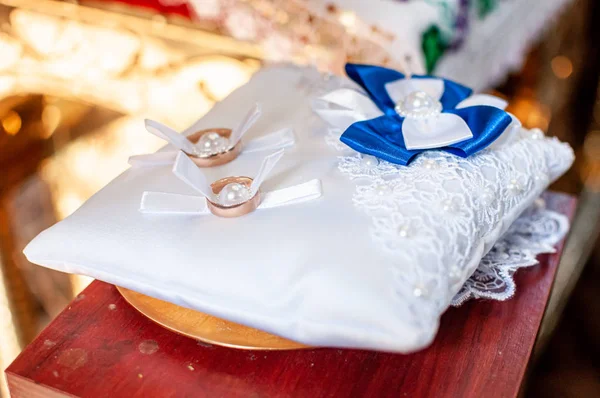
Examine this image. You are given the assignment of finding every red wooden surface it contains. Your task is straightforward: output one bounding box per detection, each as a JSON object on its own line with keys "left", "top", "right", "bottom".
{"left": 6, "top": 192, "right": 577, "bottom": 398}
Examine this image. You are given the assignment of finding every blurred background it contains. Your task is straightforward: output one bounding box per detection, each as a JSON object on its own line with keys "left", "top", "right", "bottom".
{"left": 0, "top": 0, "right": 598, "bottom": 396}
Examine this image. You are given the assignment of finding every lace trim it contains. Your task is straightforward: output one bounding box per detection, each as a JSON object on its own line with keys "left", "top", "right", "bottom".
{"left": 331, "top": 144, "right": 571, "bottom": 322}
{"left": 451, "top": 198, "right": 569, "bottom": 306}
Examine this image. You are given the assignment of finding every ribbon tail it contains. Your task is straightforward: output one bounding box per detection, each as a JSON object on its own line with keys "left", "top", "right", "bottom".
{"left": 243, "top": 128, "right": 295, "bottom": 153}
{"left": 128, "top": 151, "right": 178, "bottom": 167}
{"left": 140, "top": 192, "right": 209, "bottom": 215}
{"left": 259, "top": 179, "right": 322, "bottom": 209}
{"left": 340, "top": 116, "right": 420, "bottom": 166}
{"left": 444, "top": 105, "right": 513, "bottom": 157}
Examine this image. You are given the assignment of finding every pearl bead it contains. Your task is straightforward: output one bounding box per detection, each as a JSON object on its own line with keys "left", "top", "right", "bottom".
{"left": 413, "top": 284, "right": 428, "bottom": 298}
{"left": 441, "top": 199, "right": 459, "bottom": 213}
{"left": 530, "top": 129, "right": 544, "bottom": 140}
{"left": 197, "top": 131, "right": 229, "bottom": 156}
{"left": 507, "top": 179, "right": 522, "bottom": 194}
{"left": 423, "top": 159, "right": 438, "bottom": 169}
{"left": 403, "top": 91, "right": 434, "bottom": 111}
{"left": 481, "top": 188, "right": 494, "bottom": 206}
{"left": 395, "top": 90, "right": 442, "bottom": 119}
{"left": 374, "top": 184, "right": 392, "bottom": 196}
{"left": 360, "top": 155, "right": 379, "bottom": 169}
{"left": 217, "top": 183, "right": 251, "bottom": 207}
{"left": 449, "top": 266, "right": 461, "bottom": 282}
{"left": 534, "top": 198, "right": 546, "bottom": 209}
{"left": 397, "top": 224, "right": 410, "bottom": 238}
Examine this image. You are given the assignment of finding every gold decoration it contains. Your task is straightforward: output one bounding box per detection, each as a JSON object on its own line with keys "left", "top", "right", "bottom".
{"left": 117, "top": 286, "right": 310, "bottom": 350}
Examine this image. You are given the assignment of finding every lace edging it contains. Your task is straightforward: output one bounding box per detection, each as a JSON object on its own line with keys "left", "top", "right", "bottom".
{"left": 451, "top": 199, "right": 570, "bottom": 306}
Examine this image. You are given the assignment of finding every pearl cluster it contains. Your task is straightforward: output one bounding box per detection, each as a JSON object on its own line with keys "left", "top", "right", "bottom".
{"left": 196, "top": 131, "right": 231, "bottom": 157}
{"left": 395, "top": 90, "right": 442, "bottom": 119}
{"left": 217, "top": 182, "right": 251, "bottom": 207}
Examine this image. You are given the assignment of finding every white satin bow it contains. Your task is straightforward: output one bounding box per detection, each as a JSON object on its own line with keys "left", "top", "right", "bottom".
{"left": 129, "top": 104, "right": 296, "bottom": 167}
{"left": 140, "top": 150, "right": 322, "bottom": 215}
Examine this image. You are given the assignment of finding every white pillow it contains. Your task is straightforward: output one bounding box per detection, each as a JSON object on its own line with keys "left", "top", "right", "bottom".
{"left": 24, "top": 65, "right": 574, "bottom": 353}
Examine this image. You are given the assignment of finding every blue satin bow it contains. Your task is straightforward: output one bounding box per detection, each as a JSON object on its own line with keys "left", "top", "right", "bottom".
{"left": 340, "top": 63, "right": 513, "bottom": 165}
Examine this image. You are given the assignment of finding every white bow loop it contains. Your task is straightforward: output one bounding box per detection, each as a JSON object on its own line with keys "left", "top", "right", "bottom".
{"left": 250, "top": 149, "right": 284, "bottom": 196}
{"left": 172, "top": 151, "right": 215, "bottom": 200}
{"left": 228, "top": 103, "right": 262, "bottom": 148}
{"left": 312, "top": 88, "right": 383, "bottom": 131}
{"left": 145, "top": 119, "right": 197, "bottom": 155}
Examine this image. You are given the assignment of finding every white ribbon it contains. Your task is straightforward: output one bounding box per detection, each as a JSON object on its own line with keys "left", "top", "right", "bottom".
{"left": 171, "top": 150, "right": 216, "bottom": 200}
{"left": 145, "top": 119, "right": 197, "bottom": 155}
{"left": 243, "top": 128, "right": 296, "bottom": 154}
{"left": 311, "top": 88, "right": 383, "bottom": 132}
{"left": 229, "top": 103, "right": 263, "bottom": 150}
{"left": 140, "top": 180, "right": 322, "bottom": 215}
{"left": 140, "top": 150, "right": 322, "bottom": 215}
{"left": 129, "top": 104, "right": 296, "bottom": 167}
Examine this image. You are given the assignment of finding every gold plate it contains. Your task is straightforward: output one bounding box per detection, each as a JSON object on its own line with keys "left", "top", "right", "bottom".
{"left": 117, "top": 287, "right": 310, "bottom": 350}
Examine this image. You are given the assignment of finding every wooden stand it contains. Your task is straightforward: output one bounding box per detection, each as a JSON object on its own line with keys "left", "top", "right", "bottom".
{"left": 5, "top": 192, "right": 576, "bottom": 398}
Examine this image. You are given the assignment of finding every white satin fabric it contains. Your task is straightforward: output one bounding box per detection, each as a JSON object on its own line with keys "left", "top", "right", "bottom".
{"left": 23, "top": 65, "right": 574, "bottom": 353}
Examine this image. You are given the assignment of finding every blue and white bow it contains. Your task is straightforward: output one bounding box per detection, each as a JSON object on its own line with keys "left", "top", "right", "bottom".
{"left": 313, "top": 64, "right": 517, "bottom": 165}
